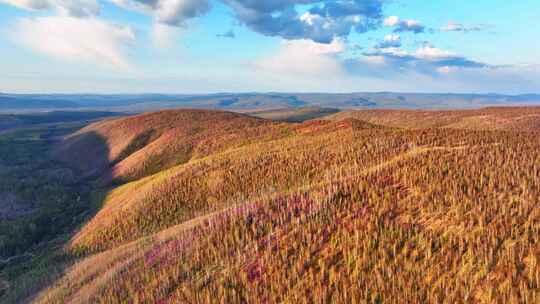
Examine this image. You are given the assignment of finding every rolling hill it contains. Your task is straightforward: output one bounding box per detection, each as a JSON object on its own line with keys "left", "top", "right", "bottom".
{"left": 247, "top": 107, "right": 340, "bottom": 122}
{"left": 2, "top": 107, "right": 540, "bottom": 303}
{"left": 55, "top": 110, "right": 290, "bottom": 184}
{"left": 327, "top": 107, "right": 540, "bottom": 131}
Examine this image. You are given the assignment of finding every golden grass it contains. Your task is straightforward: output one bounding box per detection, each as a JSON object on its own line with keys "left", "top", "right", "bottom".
{"left": 36, "top": 108, "right": 540, "bottom": 303}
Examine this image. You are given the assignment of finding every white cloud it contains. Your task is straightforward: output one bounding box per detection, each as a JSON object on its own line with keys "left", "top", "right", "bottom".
{"left": 404, "top": 20, "right": 422, "bottom": 28}
{"left": 2, "top": 0, "right": 50, "bottom": 10}
{"left": 155, "top": 0, "right": 209, "bottom": 25}
{"left": 255, "top": 39, "right": 345, "bottom": 75}
{"left": 300, "top": 12, "right": 321, "bottom": 26}
{"left": 109, "top": 0, "right": 208, "bottom": 47}
{"left": 374, "top": 34, "right": 401, "bottom": 49}
{"left": 1, "top": 0, "right": 100, "bottom": 17}
{"left": 384, "top": 15, "right": 425, "bottom": 33}
{"left": 414, "top": 46, "right": 455, "bottom": 60}
{"left": 374, "top": 47, "right": 409, "bottom": 57}
{"left": 11, "top": 16, "right": 136, "bottom": 69}
{"left": 383, "top": 16, "right": 400, "bottom": 27}
{"left": 109, "top": 0, "right": 210, "bottom": 26}
{"left": 152, "top": 23, "right": 182, "bottom": 49}
{"left": 440, "top": 21, "right": 489, "bottom": 33}
{"left": 352, "top": 44, "right": 488, "bottom": 80}
{"left": 384, "top": 34, "right": 400, "bottom": 42}
{"left": 436, "top": 66, "right": 456, "bottom": 74}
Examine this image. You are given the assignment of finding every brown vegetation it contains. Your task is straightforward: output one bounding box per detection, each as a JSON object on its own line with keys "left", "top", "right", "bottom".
{"left": 55, "top": 110, "right": 290, "bottom": 183}
{"left": 32, "top": 107, "right": 540, "bottom": 303}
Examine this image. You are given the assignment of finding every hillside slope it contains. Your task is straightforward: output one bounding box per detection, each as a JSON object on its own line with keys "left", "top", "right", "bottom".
{"left": 326, "top": 106, "right": 540, "bottom": 131}
{"left": 13, "top": 107, "right": 540, "bottom": 303}
{"left": 55, "top": 110, "right": 290, "bottom": 184}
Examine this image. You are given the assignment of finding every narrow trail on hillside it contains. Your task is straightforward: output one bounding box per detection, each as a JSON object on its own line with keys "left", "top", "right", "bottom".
{"left": 303, "top": 145, "right": 470, "bottom": 194}
{"left": 360, "top": 145, "right": 468, "bottom": 176}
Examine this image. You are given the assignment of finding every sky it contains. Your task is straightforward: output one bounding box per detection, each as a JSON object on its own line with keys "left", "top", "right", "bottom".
{"left": 0, "top": 0, "right": 538, "bottom": 94}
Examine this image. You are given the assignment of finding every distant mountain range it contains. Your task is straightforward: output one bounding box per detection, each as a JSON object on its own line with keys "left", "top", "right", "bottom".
{"left": 1, "top": 92, "right": 539, "bottom": 112}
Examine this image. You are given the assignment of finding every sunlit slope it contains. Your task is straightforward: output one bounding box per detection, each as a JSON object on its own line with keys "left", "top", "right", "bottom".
{"left": 55, "top": 110, "right": 288, "bottom": 183}
{"left": 38, "top": 124, "right": 540, "bottom": 303}
{"left": 69, "top": 119, "right": 398, "bottom": 253}
{"left": 328, "top": 107, "right": 540, "bottom": 131}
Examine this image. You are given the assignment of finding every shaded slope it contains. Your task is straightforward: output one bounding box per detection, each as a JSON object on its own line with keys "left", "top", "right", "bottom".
{"left": 55, "top": 109, "right": 289, "bottom": 184}
{"left": 327, "top": 107, "right": 540, "bottom": 131}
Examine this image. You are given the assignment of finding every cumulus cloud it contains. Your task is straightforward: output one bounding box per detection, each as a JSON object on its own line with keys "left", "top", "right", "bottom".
{"left": 29, "top": 0, "right": 387, "bottom": 45}
{"left": 222, "top": 0, "right": 384, "bottom": 43}
{"left": 255, "top": 39, "right": 345, "bottom": 75}
{"left": 110, "top": 0, "right": 210, "bottom": 26}
{"left": 1, "top": 0, "right": 51, "bottom": 10}
{"left": 255, "top": 37, "right": 491, "bottom": 82}
{"left": 254, "top": 39, "right": 538, "bottom": 93}
{"left": 384, "top": 15, "right": 425, "bottom": 33}
{"left": 374, "top": 34, "right": 401, "bottom": 49}
{"left": 1, "top": 0, "right": 100, "bottom": 17}
{"left": 155, "top": 0, "right": 210, "bottom": 26}
{"left": 109, "top": 0, "right": 209, "bottom": 46}
{"left": 440, "top": 21, "right": 490, "bottom": 33}
{"left": 11, "top": 16, "right": 136, "bottom": 69}
{"left": 350, "top": 45, "right": 487, "bottom": 77}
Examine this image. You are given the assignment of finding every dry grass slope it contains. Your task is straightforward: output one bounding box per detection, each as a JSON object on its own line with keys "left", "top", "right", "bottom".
{"left": 34, "top": 107, "right": 540, "bottom": 303}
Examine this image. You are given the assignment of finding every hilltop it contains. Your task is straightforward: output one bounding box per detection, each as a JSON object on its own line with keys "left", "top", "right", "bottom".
{"left": 246, "top": 106, "right": 340, "bottom": 122}
{"left": 327, "top": 107, "right": 540, "bottom": 131}
{"left": 55, "top": 109, "right": 290, "bottom": 184}
{"left": 2, "top": 107, "right": 540, "bottom": 303}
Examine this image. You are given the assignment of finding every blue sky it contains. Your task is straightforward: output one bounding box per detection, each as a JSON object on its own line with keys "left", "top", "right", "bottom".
{"left": 0, "top": 0, "right": 538, "bottom": 93}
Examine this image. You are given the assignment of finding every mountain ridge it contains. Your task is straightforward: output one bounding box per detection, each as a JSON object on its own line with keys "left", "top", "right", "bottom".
{"left": 1, "top": 92, "right": 540, "bottom": 112}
